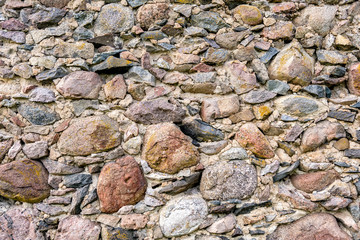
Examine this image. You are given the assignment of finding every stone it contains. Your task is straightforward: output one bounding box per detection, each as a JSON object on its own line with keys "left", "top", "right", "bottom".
{"left": 0, "top": 30, "right": 25, "bottom": 43}
{"left": 58, "top": 115, "right": 121, "bottom": 156}
{"left": 0, "top": 159, "right": 50, "bottom": 203}
{"left": 277, "top": 182, "right": 318, "bottom": 211}
{"left": 158, "top": 172, "right": 201, "bottom": 195}
{"left": 328, "top": 110, "right": 356, "bottom": 122}
{"left": 41, "top": 159, "right": 83, "bottom": 175}
{"left": 69, "top": 185, "right": 89, "bottom": 214}
{"left": 97, "top": 156, "right": 147, "bottom": 213}
{"left": 142, "top": 123, "right": 199, "bottom": 174}
{"left": 344, "top": 149, "right": 360, "bottom": 158}
{"left": 203, "top": 48, "right": 229, "bottom": 65}
{"left": 52, "top": 41, "right": 94, "bottom": 59}
{"left": 63, "top": 174, "right": 92, "bottom": 188}
{"left": 136, "top": 3, "right": 170, "bottom": 30}
{"left": 294, "top": 6, "right": 338, "bottom": 36}
{"left": 92, "top": 56, "right": 133, "bottom": 72}
{"left": 56, "top": 71, "right": 103, "bottom": 99}
{"left": 316, "top": 50, "right": 348, "bottom": 65}
{"left": 333, "top": 138, "right": 349, "bottom": 151}
{"left": 290, "top": 170, "right": 339, "bottom": 193}
{"left": 127, "top": 66, "right": 155, "bottom": 86}
{"left": 253, "top": 105, "right": 273, "bottom": 120}
{"left": 0, "top": 139, "right": 13, "bottom": 161}
{"left": 55, "top": 215, "right": 101, "bottom": 240}
{"left": 215, "top": 32, "right": 247, "bottom": 49}
{"left": 266, "top": 80, "right": 290, "bottom": 95}
{"left": 321, "top": 196, "right": 353, "bottom": 211}
{"left": 348, "top": 63, "right": 360, "bottom": 95}
{"left": 0, "top": 18, "right": 26, "bottom": 30}
{"left": 268, "top": 40, "right": 314, "bottom": 86}
{"left": 0, "top": 67, "right": 14, "bottom": 79}
{"left": 35, "top": 67, "right": 68, "bottom": 82}
{"left": 272, "top": 2, "right": 296, "bottom": 13}
{"left": 233, "top": 5, "right": 262, "bottom": 26}
{"left": 184, "top": 26, "right": 208, "bottom": 37}
{"left": 40, "top": 0, "right": 71, "bottom": 8}
{"left": 104, "top": 75, "right": 127, "bottom": 100}
{"left": 273, "top": 160, "right": 300, "bottom": 182}
{"left": 199, "top": 140, "right": 228, "bottom": 155}
{"left": 274, "top": 95, "right": 328, "bottom": 119}
{"left": 225, "top": 61, "right": 258, "bottom": 94}
{"left": 18, "top": 103, "right": 59, "bottom": 125}
{"left": 120, "top": 214, "right": 148, "bottom": 230}
{"left": 101, "top": 226, "right": 133, "bottom": 240}
{"left": 35, "top": 203, "right": 66, "bottom": 216}
{"left": 0, "top": 207, "right": 43, "bottom": 240}
{"left": 207, "top": 214, "right": 236, "bottom": 234}
{"left": 259, "top": 47, "right": 279, "bottom": 64}
{"left": 220, "top": 147, "right": 248, "bottom": 160}
{"left": 243, "top": 90, "right": 277, "bottom": 104}
{"left": 191, "top": 11, "right": 228, "bottom": 33}
{"left": 201, "top": 160, "right": 257, "bottom": 200}
{"left": 200, "top": 96, "right": 240, "bottom": 122}
{"left": 12, "top": 63, "right": 32, "bottom": 79}
{"left": 22, "top": 141, "right": 48, "bottom": 159}
{"left": 159, "top": 195, "right": 208, "bottom": 237}
{"left": 72, "top": 100, "right": 99, "bottom": 117}
{"left": 27, "top": 7, "right": 66, "bottom": 28}
{"left": 172, "top": 53, "right": 200, "bottom": 65}
{"left": 303, "top": 85, "right": 331, "bottom": 98}
{"left": 180, "top": 119, "right": 224, "bottom": 142}
{"left": 235, "top": 123, "right": 274, "bottom": 159}
{"left": 29, "top": 87, "right": 56, "bottom": 103}
{"left": 122, "top": 136, "right": 141, "bottom": 155}
{"left": 301, "top": 121, "right": 346, "bottom": 152}
{"left": 125, "top": 99, "right": 186, "bottom": 124}
{"left": 93, "top": 4, "right": 133, "bottom": 36}
{"left": 262, "top": 21, "right": 294, "bottom": 40}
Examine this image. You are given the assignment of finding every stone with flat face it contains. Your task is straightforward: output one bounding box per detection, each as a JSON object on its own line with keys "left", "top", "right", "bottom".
{"left": 290, "top": 170, "right": 339, "bottom": 193}
{"left": 136, "top": 3, "right": 170, "bottom": 30}
{"left": 348, "top": 63, "right": 360, "bottom": 96}
{"left": 58, "top": 115, "right": 121, "bottom": 156}
{"left": 55, "top": 215, "right": 101, "bottom": 240}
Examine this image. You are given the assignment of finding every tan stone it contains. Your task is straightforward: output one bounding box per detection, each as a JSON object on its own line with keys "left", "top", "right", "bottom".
{"left": 233, "top": 5, "right": 262, "bottom": 26}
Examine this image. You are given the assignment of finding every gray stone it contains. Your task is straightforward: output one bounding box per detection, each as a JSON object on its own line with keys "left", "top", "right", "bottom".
{"left": 180, "top": 119, "right": 224, "bottom": 142}
{"left": 41, "top": 159, "right": 83, "bottom": 175}
{"left": 273, "top": 160, "right": 300, "bottom": 182}
{"left": 69, "top": 185, "right": 89, "bottom": 215}
{"left": 93, "top": 4, "right": 134, "bottom": 36}
{"left": 72, "top": 100, "right": 99, "bottom": 116}
{"left": 127, "top": 66, "right": 155, "bottom": 86}
{"left": 92, "top": 50, "right": 123, "bottom": 64}
{"left": 0, "top": 30, "right": 26, "bottom": 43}
{"left": 35, "top": 67, "right": 68, "bottom": 82}
{"left": 27, "top": 7, "right": 66, "bottom": 28}
{"left": 191, "top": 11, "right": 228, "bottom": 33}
{"left": 207, "top": 214, "right": 236, "bottom": 234}
{"left": 74, "top": 11, "right": 94, "bottom": 27}
{"left": 284, "top": 124, "right": 303, "bottom": 142}
{"left": 35, "top": 203, "right": 66, "bottom": 216}
{"left": 91, "top": 56, "right": 134, "bottom": 72}
{"left": 22, "top": 141, "right": 49, "bottom": 159}
{"left": 29, "top": 87, "right": 56, "bottom": 103}
{"left": 328, "top": 110, "right": 356, "bottom": 123}
{"left": 184, "top": 26, "right": 208, "bottom": 37}
{"left": 266, "top": 80, "right": 290, "bottom": 95}
{"left": 203, "top": 48, "right": 230, "bottom": 65}
{"left": 127, "top": 0, "right": 147, "bottom": 7}
{"left": 200, "top": 160, "right": 257, "bottom": 200}
{"left": 73, "top": 26, "right": 94, "bottom": 41}
{"left": 63, "top": 174, "right": 92, "bottom": 188}
{"left": 220, "top": 147, "right": 248, "bottom": 160}
{"left": 158, "top": 173, "right": 201, "bottom": 195}
{"left": 140, "top": 31, "right": 168, "bottom": 40}
{"left": 260, "top": 47, "right": 279, "bottom": 63}
{"left": 18, "top": 104, "right": 59, "bottom": 125}
{"left": 316, "top": 50, "right": 348, "bottom": 65}
{"left": 303, "top": 85, "right": 331, "bottom": 98}
{"left": 199, "top": 140, "right": 228, "bottom": 155}
{"left": 243, "top": 90, "right": 277, "bottom": 104}
{"left": 344, "top": 149, "right": 360, "bottom": 159}
{"left": 159, "top": 195, "right": 208, "bottom": 237}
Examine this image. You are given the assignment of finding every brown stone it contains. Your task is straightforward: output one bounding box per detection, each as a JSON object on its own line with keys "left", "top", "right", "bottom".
{"left": 136, "top": 3, "right": 170, "bottom": 30}
{"left": 290, "top": 170, "right": 339, "bottom": 193}
{"left": 262, "top": 21, "right": 295, "bottom": 40}
{"left": 0, "top": 159, "right": 50, "bottom": 203}
{"left": 103, "top": 75, "right": 127, "bottom": 100}
{"left": 348, "top": 62, "right": 360, "bottom": 96}
{"left": 267, "top": 213, "right": 352, "bottom": 240}
{"left": 278, "top": 183, "right": 319, "bottom": 212}
{"left": 58, "top": 115, "right": 121, "bottom": 156}
{"left": 125, "top": 98, "right": 186, "bottom": 124}
{"left": 230, "top": 108, "right": 255, "bottom": 123}
{"left": 225, "top": 61, "right": 258, "bottom": 95}
{"left": 235, "top": 123, "right": 274, "bottom": 159}
{"left": 0, "top": 18, "right": 27, "bottom": 31}
{"left": 233, "top": 5, "right": 262, "bottom": 26}
{"left": 55, "top": 215, "right": 101, "bottom": 240}
{"left": 120, "top": 214, "right": 148, "bottom": 230}
{"left": 142, "top": 123, "right": 199, "bottom": 174}
{"left": 97, "top": 156, "right": 147, "bottom": 213}
{"left": 333, "top": 138, "right": 349, "bottom": 150}
{"left": 200, "top": 96, "right": 240, "bottom": 122}
{"left": 39, "top": 0, "right": 70, "bottom": 8}
{"left": 272, "top": 2, "right": 296, "bottom": 13}
{"left": 0, "top": 139, "right": 13, "bottom": 161}
{"left": 56, "top": 71, "right": 103, "bottom": 99}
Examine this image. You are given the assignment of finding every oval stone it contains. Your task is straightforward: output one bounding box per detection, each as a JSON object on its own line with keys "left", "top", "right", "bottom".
{"left": 0, "top": 159, "right": 50, "bottom": 203}
{"left": 348, "top": 62, "right": 360, "bottom": 96}
{"left": 136, "top": 3, "right": 170, "bottom": 30}
{"left": 58, "top": 115, "right": 121, "bottom": 156}
{"left": 200, "top": 160, "right": 257, "bottom": 200}
{"left": 97, "top": 156, "right": 147, "bottom": 213}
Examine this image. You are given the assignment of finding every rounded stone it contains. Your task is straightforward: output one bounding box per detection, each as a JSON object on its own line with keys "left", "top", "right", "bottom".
{"left": 290, "top": 170, "right": 339, "bottom": 193}
{"left": 142, "top": 123, "right": 200, "bottom": 174}
{"left": 97, "top": 156, "right": 147, "bottom": 213}
{"left": 136, "top": 3, "right": 170, "bottom": 30}
{"left": 0, "top": 159, "right": 50, "bottom": 203}
{"left": 200, "top": 160, "right": 257, "bottom": 200}
{"left": 348, "top": 62, "right": 360, "bottom": 96}
{"left": 94, "top": 4, "right": 134, "bottom": 36}
{"left": 58, "top": 115, "right": 121, "bottom": 156}
{"left": 233, "top": 5, "right": 262, "bottom": 26}
{"left": 40, "top": 0, "right": 71, "bottom": 8}
{"left": 159, "top": 195, "right": 208, "bottom": 237}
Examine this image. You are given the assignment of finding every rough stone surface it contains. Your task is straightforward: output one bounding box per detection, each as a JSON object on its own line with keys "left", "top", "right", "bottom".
{"left": 136, "top": 3, "right": 170, "bottom": 30}
{"left": 291, "top": 170, "right": 339, "bottom": 193}
{"left": 55, "top": 215, "right": 101, "bottom": 240}
{"left": 233, "top": 5, "right": 262, "bottom": 26}
{"left": 18, "top": 104, "right": 59, "bottom": 126}
{"left": 348, "top": 63, "right": 360, "bottom": 96}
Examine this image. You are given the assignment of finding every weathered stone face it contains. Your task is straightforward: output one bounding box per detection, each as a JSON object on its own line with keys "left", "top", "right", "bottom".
{"left": 348, "top": 62, "right": 360, "bottom": 95}
{"left": 136, "top": 3, "right": 170, "bottom": 30}
{"left": 233, "top": 5, "right": 262, "bottom": 26}
{"left": 291, "top": 170, "right": 339, "bottom": 193}
{"left": 97, "top": 156, "right": 147, "bottom": 213}
{"left": 55, "top": 215, "right": 101, "bottom": 240}
{"left": 58, "top": 115, "right": 121, "bottom": 156}
{"left": 142, "top": 123, "right": 199, "bottom": 174}
{"left": 0, "top": 160, "right": 50, "bottom": 203}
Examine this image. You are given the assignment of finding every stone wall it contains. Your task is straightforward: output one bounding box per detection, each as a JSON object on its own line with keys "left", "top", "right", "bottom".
{"left": 0, "top": 0, "right": 360, "bottom": 239}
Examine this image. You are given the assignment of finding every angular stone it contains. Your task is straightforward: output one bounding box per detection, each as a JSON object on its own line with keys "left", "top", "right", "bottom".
{"left": 127, "top": 66, "right": 155, "bottom": 86}
{"left": 0, "top": 139, "right": 13, "bottom": 161}
{"left": 41, "top": 159, "right": 83, "bottom": 175}
{"left": 235, "top": 123, "right": 274, "bottom": 159}
{"left": 262, "top": 21, "right": 294, "bottom": 40}
{"left": 35, "top": 67, "right": 68, "bottom": 82}
{"left": 104, "top": 75, "right": 127, "bottom": 100}
{"left": 274, "top": 95, "right": 328, "bottom": 119}
{"left": 23, "top": 141, "right": 48, "bottom": 159}
{"left": 303, "top": 85, "right": 331, "bottom": 98}
{"left": 344, "top": 149, "right": 360, "bottom": 159}
{"left": 200, "top": 96, "right": 240, "bottom": 122}
{"left": 0, "top": 18, "right": 27, "bottom": 31}
{"left": 243, "top": 90, "right": 276, "bottom": 104}
{"left": 277, "top": 182, "right": 318, "bottom": 211}
{"left": 321, "top": 196, "right": 352, "bottom": 211}
{"left": 94, "top": 4, "right": 134, "bottom": 36}
{"left": 0, "top": 159, "right": 50, "bottom": 203}
{"left": 233, "top": 5, "right": 262, "bottom": 26}
{"left": 101, "top": 226, "right": 133, "bottom": 240}
{"left": 225, "top": 61, "right": 258, "bottom": 94}
{"left": 40, "top": 0, "right": 71, "bottom": 8}
{"left": 215, "top": 32, "right": 247, "bottom": 49}
{"left": 136, "top": 3, "right": 170, "bottom": 30}
{"left": 348, "top": 63, "right": 360, "bottom": 96}
{"left": 0, "top": 30, "right": 25, "bottom": 43}
{"left": 316, "top": 50, "right": 348, "bottom": 65}
{"left": 268, "top": 40, "right": 314, "bottom": 86}
{"left": 180, "top": 119, "right": 224, "bottom": 142}
{"left": 291, "top": 170, "right": 339, "bottom": 193}
{"left": 294, "top": 6, "right": 338, "bottom": 36}
{"left": 56, "top": 71, "right": 103, "bottom": 99}
{"left": 27, "top": 7, "right": 66, "bottom": 28}
{"left": 91, "top": 56, "right": 133, "bottom": 72}
{"left": 58, "top": 115, "right": 121, "bottom": 156}
{"left": 63, "top": 174, "right": 92, "bottom": 188}
{"left": 97, "top": 156, "right": 147, "bottom": 213}
{"left": 29, "top": 87, "right": 56, "bottom": 103}
{"left": 158, "top": 172, "right": 201, "bottom": 195}
{"left": 203, "top": 48, "right": 229, "bottom": 65}
{"left": 266, "top": 80, "right": 290, "bottom": 95}
{"left": 191, "top": 11, "right": 227, "bottom": 33}
{"left": 143, "top": 123, "right": 199, "bottom": 174}
{"left": 301, "top": 121, "right": 346, "bottom": 152}
{"left": 35, "top": 203, "right": 66, "bottom": 216}
{"left": 125, "top": 98, "right": 186, "bottom": 124}
{"left": 18, "top": 103, "right": 59, "bottom": 125}
{"left": 200, "top": 160, "right": 257, "bottom": 200}
{"left": 160, "top": 195, "right": 208, "bottom": 237}
{"left": 207, "top": 214, "right": 236, "bottom": 234}
{"left": 267, "top": 213, "right": 351, "bottom": 240}
{"left": 55, "top": 215, "right": 101, "bottom": 240}
{"left": 220, "top": 147, "right": 248, "bottom": 160}
{"left": 259, "top": 47, "right": 279, "bottom": 64}
{"left": 328, "top": 110, "right": 356, "bottom": 123}
{"left": 120, "top": 214, "right": 148, "bottom": 230}
{"left": 52, "top": 41, "right": 94, "bottom": 59}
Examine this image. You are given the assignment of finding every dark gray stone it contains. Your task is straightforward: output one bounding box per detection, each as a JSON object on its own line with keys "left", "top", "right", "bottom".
{"left": 328, "top": 110, "right": 356, "bottom": 123}
{"left": 69, "top": 185, "right": 89, "bottom": 215}
{"left": 191, "top": 11, "right": 228, "bottom": 33}
{"left": 273, "top": 160, "right": 300, "bottom": 182}
{"left": 63, "top": 174, "right": 92, "bottom": 188}
{"left": 28, "top": 7, "right": 67, "bottom": 28}
{"left": 344, "top": 149, "right": 360, "bottom": 158}
{"left": 81, "top": 188, "right": 98, "bottom": 208}
{"left": 180, "top": 119, "right": 224, "bottom": 142}
{"left": 266, "top": 80, "right": 290, "bottom": 95}
{"left": 74, "top": 11, "right": 94, "bottom": 27}
{"left": 35, "top": 67, "right": 68, "bottom": 81}
{"left": 243, "top": 90, "right": 277, "bottom": 104}
{"left": 92, "top": 50, "right": 124, "bottom": 65}
{"left": 73, "top": 26, "right": 94, "bottom": 41}
{"left": 158, "top": 172, "right": 201, "bottom": 195}
{"left": 330, "top": 66, "right": 346, "bottom": 78}
{"left": 41, "top": 159, "right": 84, "bottom": 175}
{"left": 127, "top": 66, "right": 156, "bottom": 86}
{"left": 260, "top": 47, "right": 279, "bottom": 63}
{"left": 18, "top": 104, "right": 59, "bottom": 125}
{"left": 303, "top": 85, "right": 331, "bottom": 98}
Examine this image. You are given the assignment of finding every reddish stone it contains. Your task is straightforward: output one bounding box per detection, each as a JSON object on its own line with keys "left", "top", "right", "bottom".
{"left": 5, "top": 0, "right": 32, "bottom": 9}
{"left": 225, "top": 61, "right": 259, "bottom": 94}
{"left": 39, "top": 0, "right": 71, "bottom": 8}
{"left": 348, "top": 62, "right": 360, "bottom": 95}
{"left": 97, "top": 156, "right": 147, "bottom": 213}
{"left": 103, "top": 75, "right": 127, "bottom": 100}
{"left": 55, "top": 215, "right": 101, "bottom": 240}
{"left": 142, "top": 123, "right": 200, "bottom": 174}
{"left": 190, "top": 63, "right": 215, "bottom": 73}
{"left": 262, "top": 21, "right": 295, "bottom": 40}
{"left": 267, "top": 213, "right": 352, "bottom": 240}
{"left": 0, "top": 18, "right": 27, "bottom": 31}
{"left": 136, "top": 3, "right": 170, "bottom": 30}
{"left": 235, "top": 123, "right": 274, "bottom": 159}
{"left": 120, "top": 214, "right": 148, "bottom": 230}
{"left": 200, "top": 96, "right": 240, "bottom": 122}
{"left": 272, "top": 2, "right": 296, "bottom": 13}
{"left": 54, "top": 119, "right": 71, "bottom": 133}
{"left": 291, "top": 170, "right": 339, "bottom": 193}
{"left": 278, "top": 183, "right": 319, "bottom": 212}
